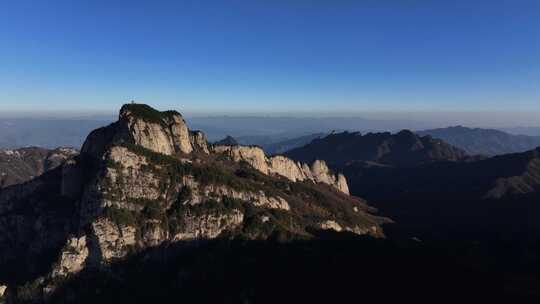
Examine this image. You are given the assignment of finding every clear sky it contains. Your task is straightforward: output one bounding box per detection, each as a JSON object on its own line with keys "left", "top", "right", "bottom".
{"left": 0, "top": 0, "right": 539, "bottom": 116}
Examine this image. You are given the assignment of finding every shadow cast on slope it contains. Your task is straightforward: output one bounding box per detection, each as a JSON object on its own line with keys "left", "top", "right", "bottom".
{"left": 39, "top": 233, "right": 540, "bottom": 304}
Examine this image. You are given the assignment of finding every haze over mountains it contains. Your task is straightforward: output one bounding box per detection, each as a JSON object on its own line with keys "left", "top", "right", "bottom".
{"left": 418, "top": 126, "right": 540, "bottom": 156}
{"left": 1, "top": 104, "right": 540, "bottom": 302}
{"left": 3, "top": 114, "right": 540, "bottom": 156}
{"left": 0, "top": 118, "right": 110, "bottom": 149}
{"left": 503, "top": 127, "right": 540, "bottom": 137}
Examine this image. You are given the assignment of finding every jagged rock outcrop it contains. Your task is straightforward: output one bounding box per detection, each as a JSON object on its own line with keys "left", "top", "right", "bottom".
{"left": 214, "top": 145, "right": 269, "bottom": 172}
{"left": 0, "top": 284, "right": 6, "bottom": 298}
{"left": 91, "top": 218, "right": 138, "bottom": 260}
{"left": 190, "top": 130, "right": 210, "bottom": 154}
{"left": 123, "top": 110, "right": 180, "bottom": 155}
{"left": 81, "top": 104, "right": 349, "bottom": 193}
{"left": 0, "top": 104, "right": 386, "bottom": 302}
{"left": 81, "top": 104, "right": 208, "bottom": 159}
{"left": 214, "top": 146, "right": 350, "bottom": 194}
{"left": 319, "top": 219, "right": 380, "bottom": 235}
{"left": 51, "top": 236, "right": 89, "bottom": 278}
{"left": 119, "top": 104, "right": 194, "bottom": 155}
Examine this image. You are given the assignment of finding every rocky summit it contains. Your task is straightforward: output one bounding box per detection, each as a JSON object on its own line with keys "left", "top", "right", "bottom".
{"left": 0, "top": 104, "right": 386, "bottom": 301}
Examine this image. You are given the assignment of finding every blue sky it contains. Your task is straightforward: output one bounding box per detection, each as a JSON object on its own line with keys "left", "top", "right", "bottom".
{"left": 0, "top": 0, "right": 539, "bottom": 115}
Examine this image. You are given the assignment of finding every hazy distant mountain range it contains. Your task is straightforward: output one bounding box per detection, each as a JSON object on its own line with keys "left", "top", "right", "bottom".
{"left": 2, "top": 115, "right": 540, "bottom": 154}
{"left": 502, "top": 127, "right": 540, "bottom": 137}
{"left": 186, "top": 116, "right": 436, "bottom": 141}
{"left": 0, "top": 119, "right": 110, "bottom": 149}
{"left": 418, "top": 126, "right": 540, "bottom": 156}
{"left": 234, "top": 133, "right": 326, "bottom": 155}
{"left": 0, "top": 115, "right": 419, "bottom": 149}
{"left": 226, "top": 125, "right": 540, "bottom": 157}
{"left": 213, "top": 135, "right": 239, "bottom": 146}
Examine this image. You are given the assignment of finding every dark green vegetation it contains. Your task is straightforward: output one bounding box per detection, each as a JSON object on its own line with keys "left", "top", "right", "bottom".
{"left": 166, "top": 195, "right": 241, "bottom": 235}
{"left": 118, "top": 142, "right": 269, "bottom": 193}
{"left": 418, "top": 126, "right": 540, "bottom": 156}
{"left": 41, "top": 236, "right": 540, "bottom": 303}
{"left": 120, "top": 103, "right": 180, "bottom": 127}
{"left": 102, "top": 206, "right": 140, "bottom": 227}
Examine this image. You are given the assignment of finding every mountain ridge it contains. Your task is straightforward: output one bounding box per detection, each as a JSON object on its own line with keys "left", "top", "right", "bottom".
{"left": 285, "top": 130, "right": 472, "bottom": 168}
{"left": 418, "top": 126, "right": 540, "bottom": 156}
{"left": 0, "top": 104, "right": 386, "bottom": 301}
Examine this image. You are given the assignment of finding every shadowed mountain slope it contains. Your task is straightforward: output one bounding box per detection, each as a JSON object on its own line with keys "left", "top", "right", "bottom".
{"left": 285, "top": 130, "right": 471, "bottom": 168}
{"left": 0, "top": 147, "right": 78, "bottom": 188}
{"left": 285, "top": 130, "right": 540, "bottom": 240}
{"left": 43, "top": 236, "right": 540, "bottom": 303}
{"left": 342, "top": 149, "right": 540, "bottom": 240}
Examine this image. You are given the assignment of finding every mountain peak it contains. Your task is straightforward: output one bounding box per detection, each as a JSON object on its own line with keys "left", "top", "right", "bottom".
{"left": 82, "top": 103, "right": 201, "bottom": 158}
{"left": 395, "top": 129, "right": 415, "bottom": 137}
{"left": 215, "top": 135, "right": 238, "bottom": 146}
{"left": 119, "top": 103, "right": 182, "bottom": 126}
{"left": 80, "top": 104, "right": 350, "bottom": 194}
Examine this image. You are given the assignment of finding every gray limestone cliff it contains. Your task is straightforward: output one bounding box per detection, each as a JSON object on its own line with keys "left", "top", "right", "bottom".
{"left": 81, "top": 104, "right": 205, "bottom": 159}
{"left": 79, "top": 104, "right": 349, "bottom": 194}
{"left": 213, "top": 146, "right": 350, "bottom": 194}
